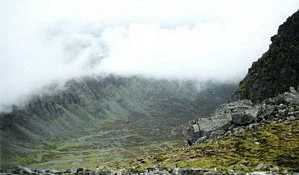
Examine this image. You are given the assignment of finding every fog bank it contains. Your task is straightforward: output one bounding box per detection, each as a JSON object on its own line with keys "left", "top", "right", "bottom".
{"left": 1, "top": 0, "right": 299, "bottom": 111}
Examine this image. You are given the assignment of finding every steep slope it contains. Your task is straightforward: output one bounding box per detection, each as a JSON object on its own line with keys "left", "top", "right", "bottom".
{"left": 239, "top": 10, "right": 299, "bottom": 102}
{"left": 0, "top": 75, "right": 236, "bottom": 168}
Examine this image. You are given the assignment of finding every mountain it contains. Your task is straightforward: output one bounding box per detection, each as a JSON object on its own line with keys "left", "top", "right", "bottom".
{"left": 0, "top": 75, "right": 236, "bottom": 168}
{"left": 3, "top": 88, "right": 299, "bottom": 174}
{"left": 2, "top": 8, "right": 299, "bottom": 175}
{"left": 239, "top": 10, "right": 299, "bottom": 102}
{"left": 116, "top": 10, "right": 299, "bottom": 174}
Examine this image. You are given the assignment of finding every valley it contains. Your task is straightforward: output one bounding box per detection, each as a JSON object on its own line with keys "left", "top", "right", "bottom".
{"left": 1, "top": 2, "right": 299, "bottom": 174}
{"left": 0, "top": 75, "right": 236, "bottom": 169}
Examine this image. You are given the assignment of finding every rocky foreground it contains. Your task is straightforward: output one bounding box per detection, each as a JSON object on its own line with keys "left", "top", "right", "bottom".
{"left": 1, "top": 87, "right": 299, "bottom": 174}
{"left": 185, "top": 86, "right": 299, "bottom": 145}
{"left": 125, "top": 87, "right": 299, "bottom": 174}
{"left": 0, "top": 166, "right": 290, "bottom": 175}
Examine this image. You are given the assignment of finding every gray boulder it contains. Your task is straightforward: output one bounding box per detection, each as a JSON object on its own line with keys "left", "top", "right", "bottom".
{"left": 232, "top": 112, "right": 256, "bottom": 126}
{"left": 178, "top": 168, "right": 220, "bottom": 175}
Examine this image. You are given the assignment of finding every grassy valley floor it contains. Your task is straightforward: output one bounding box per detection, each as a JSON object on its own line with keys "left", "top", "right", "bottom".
{"left": 13, "top": 118, "right": 183, "bottom": 170}
{"left": 13, "top": 118, "right": 299, "bottom": 174}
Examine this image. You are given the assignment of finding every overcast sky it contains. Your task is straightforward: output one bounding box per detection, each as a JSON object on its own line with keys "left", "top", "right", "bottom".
{"left": 0, "top": 0, "right": 299, "bottom": 111}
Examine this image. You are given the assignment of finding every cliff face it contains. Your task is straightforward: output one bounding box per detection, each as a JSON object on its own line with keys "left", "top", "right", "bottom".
{"left": 239, "top": 10, "right": 299, "bottom": 102}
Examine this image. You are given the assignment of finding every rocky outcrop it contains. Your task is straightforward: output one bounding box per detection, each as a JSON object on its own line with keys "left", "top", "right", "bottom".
{"left": 239, "top": 10, "right": 299, "bottom": 102}
{"left": 184, "top": 99, "right": 257, "bottom": 145}
{"left": 186, "top": 86, "right": 299, "bottom": 145}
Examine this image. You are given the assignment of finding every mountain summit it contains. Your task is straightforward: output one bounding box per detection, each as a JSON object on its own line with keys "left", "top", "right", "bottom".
{"left": 239, "top": 10, "right": 299, "bottom": 102}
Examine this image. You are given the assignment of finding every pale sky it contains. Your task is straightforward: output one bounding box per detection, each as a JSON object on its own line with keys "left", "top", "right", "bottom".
{"left": 0, "top": 0, "right": 299, "bottom": 110}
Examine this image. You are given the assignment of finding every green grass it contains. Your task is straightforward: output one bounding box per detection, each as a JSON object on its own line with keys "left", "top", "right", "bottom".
{"left": 15, "top": 140, "right": 181, "bottom": 170}
{"left": 11, "top": 117, "right": 182, "bottom": 170}
{"left": 12, "top": 116, "right": 299, "bottom": 173}
{"left": 126, "top": 119, "right": 299, "bottom": 173}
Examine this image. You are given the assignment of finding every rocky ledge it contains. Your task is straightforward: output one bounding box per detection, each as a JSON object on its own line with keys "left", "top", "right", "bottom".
{"left": 185, "top": 86, "right": 299, "bottom": 145}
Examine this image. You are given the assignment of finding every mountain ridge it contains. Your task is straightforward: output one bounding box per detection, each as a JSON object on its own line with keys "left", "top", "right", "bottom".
{"left": 239, "top": 10, "right": 299, "bottom": 102}
{"left": 0, "top": 75, "right": 236, "bottom": 168}
{"left": 1, "top": 8, "right": 299, "bottom": 175}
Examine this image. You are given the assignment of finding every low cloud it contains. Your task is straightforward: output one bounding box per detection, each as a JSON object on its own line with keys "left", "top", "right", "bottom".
{"left": 0, "top": 0, "right": 298, "bottom": 111}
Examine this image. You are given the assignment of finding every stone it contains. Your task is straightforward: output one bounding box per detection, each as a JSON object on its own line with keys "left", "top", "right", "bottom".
{"left": 192, "top": 124, "right": 200, "bottom": 133}
{"left": 194, "top": 136, "right": 207, "bottom": 144}
{"left": 294, "top": 111, "right": 299, "bottom": 116}
{"left": 248, "top": 123, "right": 258, "bottom": 130}
{"left": 18, "top": 167, "right": 33, "bottom": 174}
{"left": 269, "top": 166, "right": 279, "bottom": 172}
{"left": 178, "top": 168, "right": 220, "bottom": 175}
{"left": 290, "top": 87, "right": 297, "bottom": 93}
{"left": 247, "top": 172, "right": 273, "bottom": 175}
{"left": 278, "top": 109, "right": 286, "bottom": 114}
{"left": 288, "top": 115, "right": 296, "bottom": 121}
{"left": 256, "top": 163, "right": 265, "bottom": 170}
{"left": 232, "top": 112, "right": 255, "bottom": 126}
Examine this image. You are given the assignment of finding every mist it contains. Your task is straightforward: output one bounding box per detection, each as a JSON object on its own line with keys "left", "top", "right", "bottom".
{"left": 1, "top": 0, "right": 299, "bottom": 111}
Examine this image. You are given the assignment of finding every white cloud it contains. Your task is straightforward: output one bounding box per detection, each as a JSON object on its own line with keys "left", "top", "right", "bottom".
{"left": 0, "top": 0, "right": 299, "bottom": 110}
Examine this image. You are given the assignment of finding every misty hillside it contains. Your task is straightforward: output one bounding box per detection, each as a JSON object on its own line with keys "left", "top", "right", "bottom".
{"left": 159, "top": 9, "right": 299, "bottom": 174}
{"left": 0, "top": 75, "right": 236, "bottom": 168}
{"left": 107, "top": 10, "right": 299, "bottom": 174}
{"left": 2, "top": 1, "right": 299, "bottom": 175}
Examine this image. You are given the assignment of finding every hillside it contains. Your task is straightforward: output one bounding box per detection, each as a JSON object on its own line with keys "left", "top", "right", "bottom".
{"left": 124, "top": 87, "right": 299, "bottom": 174}
{"left": 3, "top": 89, "right": 299, "bottom": 174}
{"left": 114, "top": 10, "right": 299, "bottom": 174}
{"left": 1, "top": 6, "right": 299, "bottom": 175}
{"left": 0, "top": 75, "right": 236, "bottom": 168}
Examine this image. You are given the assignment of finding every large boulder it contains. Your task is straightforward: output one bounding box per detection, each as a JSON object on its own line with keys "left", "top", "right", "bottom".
{"left": 178, "top": 168, "right": 220, "bottom": 175}
{"left": 231, "top": 105, "right": 259, "bottom": 126}
{"left": 184, "top": 120, "right": 207, "bottom": 145}
{"left": 231, "top": 112, "right": 256, "bottom": 126}
{"left": 184, "top": 100, "right": 256, "bottom": 144}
